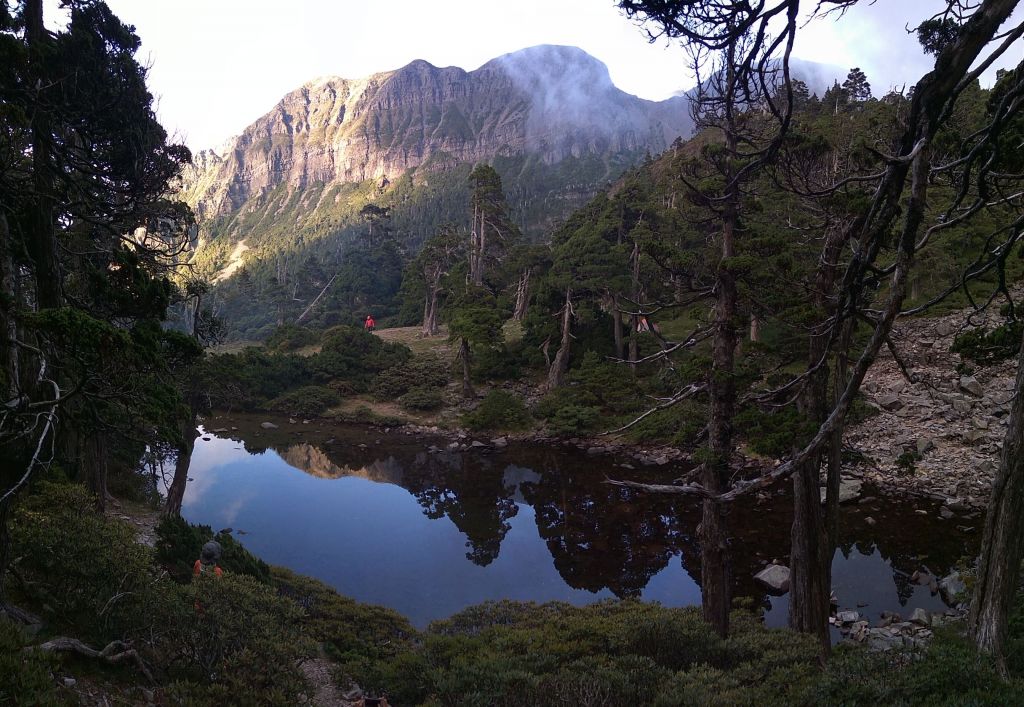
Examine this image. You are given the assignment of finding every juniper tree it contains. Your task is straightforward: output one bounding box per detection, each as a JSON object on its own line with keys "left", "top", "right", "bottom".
{"left": 0, "top": 0, "right": 198, "bottom": 592}
{"left": 617, "top": 0, "right": 1024, "bottom": 655}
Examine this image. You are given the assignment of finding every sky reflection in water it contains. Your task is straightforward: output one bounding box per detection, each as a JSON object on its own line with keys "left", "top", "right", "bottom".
{"left": 180, "top": 422, "right": 973, "bottom": 629}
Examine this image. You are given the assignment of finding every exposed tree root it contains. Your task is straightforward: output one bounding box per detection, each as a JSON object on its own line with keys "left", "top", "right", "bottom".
{"left": 27, "top": 636, "right": 154, "bottom": 683}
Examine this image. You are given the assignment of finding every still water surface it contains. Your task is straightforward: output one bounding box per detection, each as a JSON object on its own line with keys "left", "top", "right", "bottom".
{"left": 177, "top": 414, "right": 978, "bottom": 632}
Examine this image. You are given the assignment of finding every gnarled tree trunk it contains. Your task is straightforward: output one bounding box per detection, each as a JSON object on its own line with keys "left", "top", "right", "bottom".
{"left": 513, "top": 268, "right": 531, "bottom": 321}
{"left": 27, "top": 0, "right": 61, "bottom": 311}
{"left": 612, "top": 296, "right": 625, "bottom": 360}
{"left": 789, "top": 224, "right": 851, "bottom": 657}
{"left": 459, "top": 337, "right": 474, "bottom": 398}
{"left": 970, "top": 327, "right": 1024, "bottom": 670}
{"left": 702, "top": 134, "right": 738, "bottom": 638}
{"left": 547, "top": 287, "right": 573, "bottom": 390}
{"left": 422, "top": 279, "right": 440, "bottom": 337}
{"left": 165, "top": 418, "right": 199, "bottom": 516}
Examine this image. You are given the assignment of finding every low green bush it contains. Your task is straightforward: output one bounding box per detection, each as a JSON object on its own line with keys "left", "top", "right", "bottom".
{"left": 348, "top": 600, "right": 821, "bottom": 706}
{"left": 400, "top": 386, "right": 444, "bottom": 411}
{"left": 325, "top": 405, "right": 405, "bottom": 426}
{"left": 314, "top": 326, "right": 411, "bottom": 385}
{"left": 473, "top": 343, "right": 524, "bottom": 381}
{"left": 372, "top": 354, "right": 450, "bottom": 400}
{"left": 271, "top": 567, "right": 417, "bottom": 664}
{"left": 464, "top": 390, "right": 531, "bottom": 431}
{"left": 951, "top": 321, "right": 1023, "bottom": 365}
{"left": 10, "top": 482, "right": 163, "bottom": 646}
{"left": 815, "top": 628, "right": 1024, "bottom": 705}
{"left": 268, "top": 384, "right": 342, "bottom": 417}
{"left": 12, "top": 484, "right": 310, "bottom": 701}
{"left": 534, "top": 387, "right": 602, "bottom": 435}
{"left": 625, "top": 399, "right": 706, "bottom": 446}
{"left": 0, "top": 621, "right": 58, "bottom": 705}
{"left": 265, "top": 324, "right": 318, "bottom": 352}
{"left": 166, "top": 573, "right": 312, "bottom": 701}
{"left": 571, "top": 351, "right": 638, "bottom": 415}
{"left": 155, "top": 515, "right": 270, "bottom": 584}
{"left": 735, "top": 405, "right": 817, "bottom": 458}
{"left": 194, "top": 348, "right": 313, "bottom": 411}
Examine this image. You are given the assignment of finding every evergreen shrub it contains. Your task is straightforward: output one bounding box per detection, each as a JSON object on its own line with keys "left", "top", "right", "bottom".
{"left": 268, "top": 385, "right": 342, "bottom": 417}
{"left": 464, "top": 390, "right": 531, "bottom": 431}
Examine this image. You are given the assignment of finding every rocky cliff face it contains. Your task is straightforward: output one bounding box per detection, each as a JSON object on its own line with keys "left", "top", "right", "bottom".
{"left": 179, "top": 45, "right": 691, "bottom": 223}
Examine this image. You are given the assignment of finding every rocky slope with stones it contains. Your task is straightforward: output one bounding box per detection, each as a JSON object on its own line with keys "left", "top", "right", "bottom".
{"left": 844, "top": 305, "right": 1015, "bottom": 513}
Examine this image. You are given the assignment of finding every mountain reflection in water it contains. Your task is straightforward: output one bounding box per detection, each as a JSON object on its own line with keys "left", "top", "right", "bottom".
{"left": 175, "top": 415, "right": 978, "bottom": 629}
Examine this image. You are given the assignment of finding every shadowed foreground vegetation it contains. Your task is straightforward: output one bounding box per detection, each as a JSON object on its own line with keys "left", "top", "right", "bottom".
{"left": 3, "top": 481, "right": 1022, "bottom": 705}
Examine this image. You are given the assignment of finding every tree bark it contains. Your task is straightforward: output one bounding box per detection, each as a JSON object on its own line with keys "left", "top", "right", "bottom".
{"left": 629, "top": 242, "right": 640, "bottom": 369}
{"left": 422, "top": 278, "right": 440, "bottom": 337}
{"left": 969, "top": 326, "right": 1024, "bottom": 670}
{"left": 547, "top": 287, "right": 573, "bottom": 390}
{"left": 789, "top": 223, "right": 851, "bottom": 657}
{"left": 86, "top": 433, "right": 109, "bottom": 513}
{"left": 702, "top": 134, "right": 738, "bottom": 639}
{"left": 0, "top": 214, "right": 19, "bottom": 403}
{"left": 29, "top": 637, "right": 153, "bottom": 683}
{"left": 165, "top": 419, "right": 198, "bottom": 516}
{"left": 790, "top": 452, "right": 831, "bottom": 655}
{"left": 26, "top": 0, "right": 61, "bottom": 310}
{"left": 470, "top": 206, "right": 486, "bottom": 287}
{"left": 612, "top": 296, "right": 625, "bottom": 360}
{"left": 513, "top": 269, "right": 531, "bottom": 321}
{"left": 459, "top": 337, "right": 474, "bottom": 398}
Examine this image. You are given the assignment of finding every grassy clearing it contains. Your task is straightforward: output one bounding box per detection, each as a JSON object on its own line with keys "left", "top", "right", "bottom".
{"left": 375, "top": 325, "right": 452, "bottom": 357}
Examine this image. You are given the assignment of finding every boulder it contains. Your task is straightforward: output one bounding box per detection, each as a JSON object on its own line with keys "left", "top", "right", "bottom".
{"left": 909, "top": 608, "right": 931, "bottom": 626}
{"left": 952, "top": 398, "right": 973, "bottom": 414}
{"left": 916, "top": 438, "right": 936, "bottom": 455}
{"left": 260, "top": 421, "right": 278, "bottom": 430}
{"left": 491, "top": 437, "right": 508, "bottom": 448}
{"left": 876, "top": 393, "right": 903, "bottom": 411}
{"left": 850, "top": 620, "right": 871, "bottom": 641}
{"left": 821, "top": 478, "right": 862, "bottom": 504}
{"left": 867, "top": 630, "right": 904, "bottom": 651}
{"left": 938, "top": 571, "right": 966, "bottom": 604}
{"left": 958, "top": 375, "right": 984, "bottom": 397}
{"left": 963, "top": 428, "right": 987, "bottom": 445}
{"left": 837, "top": 610, "right": 860, "bottom": 624}
{"left": 754, "top": 564, "right": 791, "bottom": 594}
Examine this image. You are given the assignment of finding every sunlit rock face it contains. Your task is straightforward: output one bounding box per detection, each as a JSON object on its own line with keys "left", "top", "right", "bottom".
{"left": 280, "top": 444, "right": 405, "bottom": 485}
{"left": 179, "top": 45, "right": 692, "bottom": 222}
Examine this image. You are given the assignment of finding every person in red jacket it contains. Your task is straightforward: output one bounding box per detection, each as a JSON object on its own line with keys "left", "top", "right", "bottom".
{"left": 364, "top": 314, "right": 376, "bottom": 332}
{"left": 193, "top": 540, "right": 223, "bottom": 578}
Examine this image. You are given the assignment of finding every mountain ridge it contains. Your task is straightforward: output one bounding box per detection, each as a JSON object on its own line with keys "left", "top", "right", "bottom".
{"left": 179, "top": 44, "right": 691, "bottom": 225}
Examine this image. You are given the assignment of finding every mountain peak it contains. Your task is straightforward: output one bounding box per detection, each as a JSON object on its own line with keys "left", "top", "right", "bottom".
{"left": 482, "top": 44, "right": 614, "bottom": 91}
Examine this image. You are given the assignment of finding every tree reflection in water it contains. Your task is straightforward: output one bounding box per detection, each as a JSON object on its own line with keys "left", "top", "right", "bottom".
{"left": 173, "top": 418, "right": 979, "bottom": 623}
{"left": 403, "top": 451, "right": 519, "bottom": 566}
